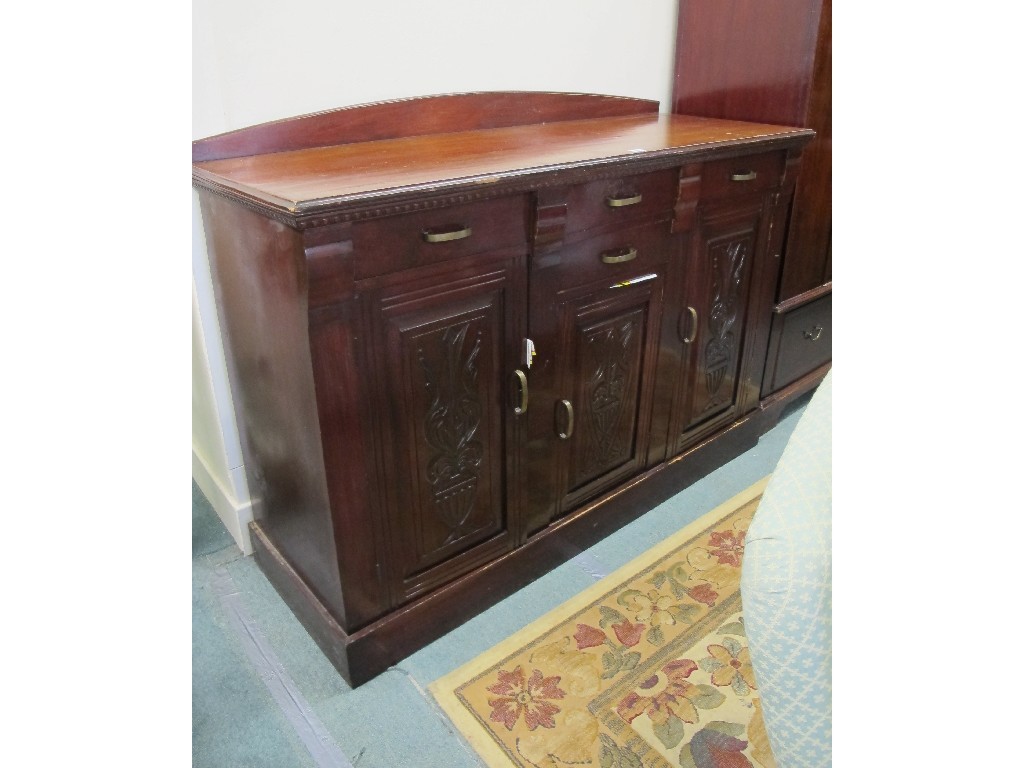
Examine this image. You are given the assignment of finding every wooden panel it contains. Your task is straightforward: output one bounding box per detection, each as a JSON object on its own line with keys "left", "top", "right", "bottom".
{"left": 192, "top": 92, "right": 659, "bottom": 162}
{"left": 197, "top": 191, "right": 353, "bottom": 627}
{"left": 350, "top": 195, "right": 529, "bottom": 279}
{"left": 762, "top": 292, "right": 832, "bottom": 393}
{"left": 370, "top": 259, "right": 525, "bottom": 604}
{"left": 671, "top": 0, "right": 825, "bottom": 126}
{"left": 308, "top": 302, "right": 391, "bottom": 628}
{"left": 567, "top": 306, "right": 647, "bottom": 492}
{"left": 779, "top": 0, "right": 832, "bottom": 300}
{"left": 672, "top": 199, "right": 764, "bottom": 451}
{"left": 688, "top": 228, "right": 755, "bottom": 425}
{"left": 540, "top": 278, "right": 664, "bottom": 523}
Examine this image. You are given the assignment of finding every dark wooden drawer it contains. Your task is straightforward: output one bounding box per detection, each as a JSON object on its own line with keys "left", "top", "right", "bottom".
{"left": 763, "top": 292, "right": 832, "bottom": 393}
{"left": 563, "top": 168, "right": 678, "bottom": 237}
{"left": 700, "top": 151, "right": 785, "bottom": 201}
{"left": 534, "top": 219, "right": 672, "bottom": 290}
{"left": 351, "top": 195, "right": 529, "bottom": 279}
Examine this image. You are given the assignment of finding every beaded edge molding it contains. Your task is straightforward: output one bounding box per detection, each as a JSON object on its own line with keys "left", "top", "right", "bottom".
{"left": 192, "top": 134, "right": 807, "bottom": 231}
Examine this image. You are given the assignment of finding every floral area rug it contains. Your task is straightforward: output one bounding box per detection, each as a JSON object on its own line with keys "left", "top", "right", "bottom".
{"left": 430, "top": 478, "right": 774, "bottom": 768}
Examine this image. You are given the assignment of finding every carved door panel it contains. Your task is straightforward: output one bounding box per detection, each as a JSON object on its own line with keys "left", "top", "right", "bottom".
{"left": 526, "top": 277, "right": 664, "bottom": 530}
{"left": 670, "top": 199, "right": 765, "bottom": 452}
{"left": 367, "top": 257, "right": 526, "bottom": 605}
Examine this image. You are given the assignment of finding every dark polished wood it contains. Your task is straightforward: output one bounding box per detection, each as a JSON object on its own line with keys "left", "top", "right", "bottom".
{"left": 761, "top": 290, "right": 832, "bottom": 395}
{"left": 198, "top": 193, "right": 355, "bottom": 625}
{"left": 349, "top": 195, "right": 528, "bottom": 280}
{"left": 194, "top": 92, "right": 813, "bottom": 686}
{"left": 778, "top": 0, "right": 832, "bottom": 301}
{"left": 528, "top": 245, "right": 667, "bottom": 530}
{"left": 670, "top": 194, "right": 767, "bottom": 451}
{"left": 560, "top": 168, "right": 679, "bottom": 242}
{"left": 672, "top": 1, "right": 833, "bottom": 400}
{"left": 671, "top": 0, "right": 825, "bottom": 126}
{"left": 758, "top": 361, "right": 831, "bottom": 429}
{"left": 368, "top": 249, "right": 528, "bottom": 604}
{"left": 193, "top": 95, "right": 812, "bottom": 228}
{"left": 192, "top": 92, "right": 660, "bottom": 162}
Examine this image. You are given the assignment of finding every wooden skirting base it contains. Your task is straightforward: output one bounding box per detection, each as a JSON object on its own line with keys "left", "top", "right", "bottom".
{"left": 759, "top": 361, "right": 831, "bottom": 425}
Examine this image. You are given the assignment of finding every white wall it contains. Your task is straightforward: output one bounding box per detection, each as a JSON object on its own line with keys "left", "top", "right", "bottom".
{"left": 192, "top": 0, "right": 681, "bottom": 552}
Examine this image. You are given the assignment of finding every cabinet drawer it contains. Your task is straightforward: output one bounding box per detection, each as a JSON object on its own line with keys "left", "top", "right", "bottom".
{"left": 700, "top": 151, "right": 785, "bottom": 201}
{"left": 535, "top": 220, "right": 672, "bottom": 289}
{"left": 764, "top": 293, "right": 832, "bottom": 393}
{"left": 563, "top": 168, "right": 678, "bottom": 236}
{"left": 351, "top": 195, "right": 529, "bottom": 279}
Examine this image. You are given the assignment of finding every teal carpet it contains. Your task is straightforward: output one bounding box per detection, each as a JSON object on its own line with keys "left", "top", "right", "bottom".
{"left": 192, "top": 396, "right": 813, "bottom": 767}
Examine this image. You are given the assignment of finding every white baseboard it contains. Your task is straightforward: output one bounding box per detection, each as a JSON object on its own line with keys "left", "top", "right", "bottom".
{"left": 192, "top": 449, "right": 254, "bottom": 555}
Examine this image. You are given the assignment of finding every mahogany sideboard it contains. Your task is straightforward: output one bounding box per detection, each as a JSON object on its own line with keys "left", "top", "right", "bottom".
{"left": 192, "top": 92, "right": 814, "bottom": 686}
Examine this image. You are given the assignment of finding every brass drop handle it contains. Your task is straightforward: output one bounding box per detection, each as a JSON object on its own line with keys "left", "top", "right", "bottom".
{"left": 680, "top": 306, "right": 698, "bottom": 344}
{"left": 600, "top": 247, "right": 638, "bottom": 265}
{"left": 556, "top": 399, "right": 574, "bottom": 440}
{"left": 803, "top": 325, "right": 823, "bottom": 342}
{"left": 422, "top": 225, "right": 472, "bottom": 243}
{"left": 730, "top": 170, "right": 757, "bottom": 182}
{"left": 512, "top": 369, "right": 529, "bottom": 415}
{"left": 606, "top": 193, "right": 643, "bottom": 208}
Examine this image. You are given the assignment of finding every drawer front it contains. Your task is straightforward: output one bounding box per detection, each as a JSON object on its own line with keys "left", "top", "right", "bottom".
{"left": 534, "top": 220, "right": 672, "bottom": 290}
{"left": 765, "top": 293, "right": 832, "bottom": 392}
{"left": 700, "top": 151, "right": 785, "bottom": 201}
{"left": 351, "top": 195, "right": 529, "bottom": 279}
{"left": 563, "top": 168, "right": 678, "bottom": 237}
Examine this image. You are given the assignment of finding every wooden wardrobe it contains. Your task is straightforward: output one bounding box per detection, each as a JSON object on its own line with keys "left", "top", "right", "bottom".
{"left": 672, "top": 0, "right": 832, "bottom": 404}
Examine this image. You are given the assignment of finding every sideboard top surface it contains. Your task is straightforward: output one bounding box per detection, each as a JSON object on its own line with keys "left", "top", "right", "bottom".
{"left": 192, "top": 93, "right": 813, "bottom": 223}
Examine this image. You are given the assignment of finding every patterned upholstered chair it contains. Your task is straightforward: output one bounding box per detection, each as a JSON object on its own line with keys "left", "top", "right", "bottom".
{"left": 740, "top": 371, "right": 832, "bottom": 767}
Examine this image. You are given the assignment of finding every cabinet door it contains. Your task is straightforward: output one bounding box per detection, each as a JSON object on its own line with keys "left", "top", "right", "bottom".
{"left": 526, "top": 276, "right": 664, "bottom": 532}
{"left": 670, "top": 198, "right": 767, "bottom": 453}
{"left": 366, "top": 256, "right": 527, "bottom": 605}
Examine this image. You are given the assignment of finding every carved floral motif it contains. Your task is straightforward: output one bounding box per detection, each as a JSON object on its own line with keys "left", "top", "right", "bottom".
{"left": 703, "top": 238, "right": 748, "bottom": 408}
{"left": 580, "top": 315, "right": 641, "bottom": 479}
{"left": 418, "top": 322, "right": 485, "bottom": 546}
